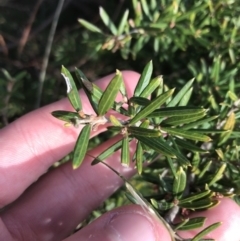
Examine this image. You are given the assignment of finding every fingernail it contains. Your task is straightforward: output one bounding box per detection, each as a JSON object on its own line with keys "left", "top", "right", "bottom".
{"left": 104, "top": 210, "right": 158, "bottom": 241}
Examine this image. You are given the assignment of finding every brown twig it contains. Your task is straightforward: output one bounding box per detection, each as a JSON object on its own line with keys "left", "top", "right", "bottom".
{"left": 35, "top": 0, "right": 65, "bottom": 108}
{"left": 17, "top": 0, "right": 44, "bottom": 56}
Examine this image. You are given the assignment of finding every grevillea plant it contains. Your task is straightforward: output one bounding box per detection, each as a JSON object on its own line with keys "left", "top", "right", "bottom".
{"left": 52, "top": 61, "right": 233, "bottom": 240}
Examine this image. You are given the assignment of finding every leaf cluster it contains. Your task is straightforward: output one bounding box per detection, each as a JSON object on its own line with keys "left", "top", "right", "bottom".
{"left": 51, "top": 60, "right": 239, "bottom": 239}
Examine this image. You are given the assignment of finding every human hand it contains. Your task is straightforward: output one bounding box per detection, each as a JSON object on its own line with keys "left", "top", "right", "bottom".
{"left": 1, "top": 71, "right": 240, "bottom": 241}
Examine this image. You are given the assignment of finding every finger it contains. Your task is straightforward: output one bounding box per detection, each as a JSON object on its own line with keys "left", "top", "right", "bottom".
{"left": 63, "top": 205, "right": 172, "bottom": 241}
{"left": 1, "top": 135, "right": 137, "bottom": 241}
{"left": 177, "top": 198, "right": 240, "bottom": 241}
{"left": 0, "top": 71, "right": 140, "bottom": 206}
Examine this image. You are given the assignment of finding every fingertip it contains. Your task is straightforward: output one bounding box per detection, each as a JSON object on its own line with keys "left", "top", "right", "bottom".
{"left": 63, "top": 204, "right": 172, "bottom": 241}
{"left": 177, "top": 198, "right": 240, "bottom": 241}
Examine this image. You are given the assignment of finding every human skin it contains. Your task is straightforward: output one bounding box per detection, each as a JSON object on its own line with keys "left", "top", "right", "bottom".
{"left": 0, "top": 71, "right": 240, "bottom": 241}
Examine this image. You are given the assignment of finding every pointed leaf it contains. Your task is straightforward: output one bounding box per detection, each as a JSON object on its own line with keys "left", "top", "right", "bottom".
{"left": 208, "top": 163, "right": 227, "bottom": 186}
{"left": 175, "top": 138, "right": 207, "bottom": 153}
{"left": 192, "top": 222, "right": 222, "bottom": 241}
{"left": 179, "top": 190, "right": 212, "bottom": 204}
{"left": 176, "top": 217, "right": 206, "bottom": 231}
{"left": 180, "top": 199, "right": 220, "bottom": 210}
{"left": 121, "top": 136, "right": 130, "bottom": 166}
{"left": 128, "top": 126, "right": 161, "bottom": 137}
{"left": 140, "top": 75, "right": 162, "bottom": 98}
{"left": 99, "top": 7, "right": 117, "bottom": 35}
{"left": 162, "top": 112, "right": 206, "bottom": 126}
{"left": 72, "top": 124, "right": 91, "bottom": 169}
{"left": 182, "top": 115, "right": 219, "bottom": 130}
{"left": 223, "top": 112, "right": 236, "bottom": 130}
{"left": 134, "top": 136, "right": 176, "bottom": 157}
{"left": 178, "top": 87, "right": 193, "bottom": 106}
{"left": 118, "top": 9, "right": 129, "bottom": 35}
{"left": 75, "top": 68, "right": 100, "bottom": 114}
{"left": 109, "top": 115, "right": 122, "bottom": 126}
{"left": 61, "top": 66, "right": 82, "bottom": 112}
{"left": 51, "top": 110, "right": 80, "bottom": 123}
{"left": 148, "top": 107, "right": 206, "bottom": 118}
{"left": 107, "top": 126, "right": 123, "bottom": 133}
{"left": 141, "top": 0, "right": 151, "bottom": 18}
{"left": 136, "top": 141, "right": 143, "bottom": 174}
{"left": 130, "top": 89, "right": 175, "bottom": 124}
{"left": 167, "top": 78, "right": 194, "bottom": 107}
{"left": 91, "top": 139, "right": 123, "bottom": 165}
{"left": 98, "top": 70, "right": 122, "bottom": 115}
{"left": 198, "top": 160, "right": 212, "bottom": 180}
{"left": 129, "top": 96, "right": 150, "bottom": 106}
{"left": 78, "top": 19, "right": 103, "bottom": 33}
{"left": 161, "top": 127, "right": 211, "bottom": 142}
{"left": 173, "top": 167, "right": 187, "bottom": 197}
{"left": 134, "top": 60, "right": 153, "bottom": 96}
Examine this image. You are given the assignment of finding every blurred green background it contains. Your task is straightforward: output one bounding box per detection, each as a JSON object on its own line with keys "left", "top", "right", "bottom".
{"left": 1, "top": 0, "right": 239, "bottom": 128}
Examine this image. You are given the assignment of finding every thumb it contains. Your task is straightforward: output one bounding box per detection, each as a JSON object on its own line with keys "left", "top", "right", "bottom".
{"left": 63, "top": 204, "right": 172, "bottom": 241}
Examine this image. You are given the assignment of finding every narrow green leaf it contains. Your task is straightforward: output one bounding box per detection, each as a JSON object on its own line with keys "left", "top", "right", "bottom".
{"left": 118, "top": 9, "right": 129, "bottom": 35}
{"left": 190, "top": 129, "right": 228, "bottom": 134}
{"left": 138, "top": 120, "right": 151, "bottom": 151}
{"left": 178, "top": 87, "right": 193, "bottom": 106}
{"left": 61, "top": 66, "right": 82, "bottom": 112}
{"left": 162, "top": 112, "right": 206, "bottom": 126}
{"left": 161, "top": 127, "right": 211, "bottom": 142}
{"left": 98, "top": 70, "right": 122, "bottom": 115}
{"left": 75, "top": 68, "right": 100, "bottom": 114}
{"left": 134, "top": 136, "right": 176, "bottom": 157}
{"left": 182, "top": 115, "right": 219, "bottom": 130}
{"left": 192, "top": 222, "right": 222, "bottom": 241}
{"left": 180, "top": 199, "right": 220, "bottom": 210}
{"left": 228, "top": 90, "right": 238, "bottom": 101}
{"left": 167, "top": 157, "right": 177, "bottom": 178}
{"left": 128, "top": 126, "right": 161, "bottom": 137}
{"left": 175, "top": 138, "right": 207, "bottom": 153}
{"left": 179, "top": 190, "right": 212, "bottom": 204}
{"left": 141, "top": 0, "right": 151, "bottom": 19}
{"left": 208, "top": 163, "right": 227, "bottom": 186}
{"left": 173, "top": 167, "right": 186, "bottom": 197}
{"left": 107, "top": 126, "right": 123, "bottom": 132}
{"left": 176, "top": 217, "right": 206, "bottom": 231}
{"left": 78, "top": 19, "right": 103, "bottom": 33}
{"left": 136, "top": 141, "right": 143, "bottom": 174}
{"left": 99, "top": 7, "right": 117, "bottom": 35}
{"left": 119, "top": 78, "right": 128, "bottom": 99}
{"left": 72, "top": 124, "right": 91, "bottom": 169}
{"left": 170, "top": 137, "right": 191, "bottom": 166}
{"left": 140, "top": 76, "right": 162, "bottom": 98}
{"left": 121, "top": 136, "right": 130, "bottom": 166}
{"left": 109, "top": 115, "right": 122, "bottom": 126}
{"left": 167, "top": 78, "right": 194, "bottom": 107}
{"left": 130, "top": 89, "right": 175, "bottom": 124}
{"left": 198, "top": 161, "right": 212, "bottom": 180}
{"left": 129, "top": 96, "right": 150, "bottom": 106}
{"left": 210, "top": 56, "right": 221, "bottom": 84}
{"left": 51, "top": 110, "right": 80, "bottom": 123}
{"left": 134, "top": 60, "right": 153, "bottom": 97}
{"left": 148, "top": 107, "right": 206, "bottom": 118}
{"left": 91, "top": 139, "right": 123, "bottom": 165}
{"left": 151, "top": 199, "right": 174, "bottom": 211}
{"left": 75, "top": 67, "right": 105, "bottom": 101}
{"left": 75, "top": 68, "right": 93, "bottom": 92}
{"left": 119, "top": 107, "right": 129, "bottom": 116}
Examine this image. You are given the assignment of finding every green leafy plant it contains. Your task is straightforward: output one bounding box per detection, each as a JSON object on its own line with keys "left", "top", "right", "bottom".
{"left": 51, "top": 60, "right": 238, "bottom": 240}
